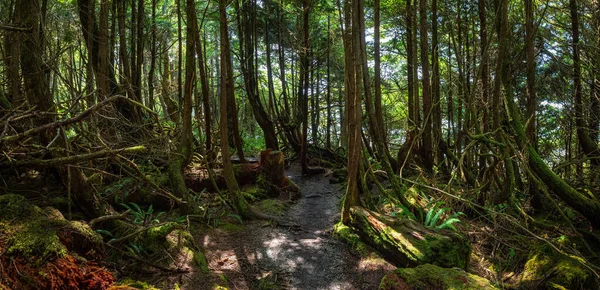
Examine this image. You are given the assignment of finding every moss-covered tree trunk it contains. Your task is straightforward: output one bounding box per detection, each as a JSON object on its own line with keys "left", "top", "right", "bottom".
{"left": 503, "top": 0, "right": 600, "bottom": 228}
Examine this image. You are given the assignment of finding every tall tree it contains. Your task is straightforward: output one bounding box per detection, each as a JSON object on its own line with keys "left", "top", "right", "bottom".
{"left": 167, "top": 0, "right": 197, "bottom": 213}
{"left": 419, "top": 0, "right": 433, "bottom": 172}
{"left": 193, "top": 3, "right": 213, "bottom": 156}
{"left": 299, "top": 0, "right": 312, "bottom": 173}
{"left": 239, "top": 0, "right": 279, "bottom": 150}
{"left": 218, "top": 0, "right": 250, "bottom": 216}
{"left": 341, "top": 0, "right": 360, "bottom": 224}
{"left": 570, "top": 0, "right": 600, "bottom": 167}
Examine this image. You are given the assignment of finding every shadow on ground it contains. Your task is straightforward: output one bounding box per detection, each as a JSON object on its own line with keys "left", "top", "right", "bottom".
{"left": 182, "top": 163, "right": 394, "bottom": 290}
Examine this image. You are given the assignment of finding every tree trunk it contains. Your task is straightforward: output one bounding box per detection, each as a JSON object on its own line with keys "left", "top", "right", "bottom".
{"left": 192, "top": 2, "right": 212, "bottom": 156}
{"left": 4, "top": 1, "right": 20, "bottom": 109}
{"left": 168, "top": 0, "right": 197, "bottom": 214}
{"left": 571, "top": 0, "right": 600, "bottom": 167}
{"left": 148, "top": 0, "right": 157, "bottom": 111}
{"left": 419, "top": 0, "right": 433, "bottom": 172}
{"left": 326, "top": 14, "right": 332, "bottom": 150}
{"left": 432, "top": 0, "right": 442, "bottom": 166}
{"left": 97, "top": 0, "right": 110, "bottom": 100}
{"left": 239, "top": 0, "right": 279, "bottom": 150}
{"left": 341, "top": 0, "right": 361, "bottom": 224}
{"left": 299, "top": 0, "right": 311, "bottom": 173}
{"left": 218, "top": 0, "right": 250, "bottom": 216}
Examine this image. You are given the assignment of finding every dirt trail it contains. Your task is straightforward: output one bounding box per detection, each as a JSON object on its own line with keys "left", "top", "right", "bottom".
{"left": 188, "top": 163, "right": 393, "bottom": 290}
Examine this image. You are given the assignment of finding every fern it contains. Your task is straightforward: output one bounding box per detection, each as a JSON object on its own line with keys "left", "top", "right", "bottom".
{"left": 421, "top": 201, "right": 464, "bottom": 231}
{"left": 228, "top": 213, "right": 243, "bottom": 224}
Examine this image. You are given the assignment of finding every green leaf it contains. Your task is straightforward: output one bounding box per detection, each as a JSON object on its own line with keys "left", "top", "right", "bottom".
{"left": 95, "top": 229, "right": 114, "bottom": 238}
{"left": 430, "top": 207, "right": 447, "bottom": 228}
{"left": 228, "top": 213, "right": 243, "bottom": 224}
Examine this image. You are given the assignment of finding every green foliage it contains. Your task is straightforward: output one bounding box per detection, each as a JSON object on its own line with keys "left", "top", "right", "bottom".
{"left": 121, "top": 202, "right": 165, "bottom": 226}
{"left": 423, "top": 202, "right": 464, "bottom": 231}
{"left": 389, "top": 204, "right": 417, "bottom": 221}
{"left": 386, "top": 195, "right": 463, "bottom": 232}
{"left": 227, "top": 213, "right": 243, "bottom": 224}
{"left": 100, "top": 178, "right": 135, "bottom": 203}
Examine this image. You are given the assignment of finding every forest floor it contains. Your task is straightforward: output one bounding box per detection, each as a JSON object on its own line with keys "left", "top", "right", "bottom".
{"left": 184, "top": 162, "right": 394, "bottom": 289}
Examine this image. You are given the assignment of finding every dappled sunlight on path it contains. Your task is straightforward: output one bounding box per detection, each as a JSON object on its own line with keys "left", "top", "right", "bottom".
{"left": 188, "top": 163, "right": 394, "bottom": 290}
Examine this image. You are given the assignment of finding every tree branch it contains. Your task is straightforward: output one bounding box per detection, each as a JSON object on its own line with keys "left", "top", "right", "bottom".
{"left": 0, "top": 145, "right": 146, "bottom": 168}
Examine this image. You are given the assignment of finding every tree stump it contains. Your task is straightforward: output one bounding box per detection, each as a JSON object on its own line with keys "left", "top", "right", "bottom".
{"left": 259, "top": 150, "right": 301, "bottom": 200}
{"left": 348, "top": 206, "right": 471, "bottom": 269}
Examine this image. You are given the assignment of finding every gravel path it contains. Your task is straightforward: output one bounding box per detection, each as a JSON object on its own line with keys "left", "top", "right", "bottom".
{"left": 188, "top": 163, "right": 393, "bottom": 290}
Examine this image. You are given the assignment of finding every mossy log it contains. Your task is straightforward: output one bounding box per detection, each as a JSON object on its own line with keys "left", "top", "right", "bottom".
{"left": 348, "top": 206, "right": 471, "bottom": 269}
{"left": 187, "top": 150, "right": 300, "bottom": 200}
{"left": 379, "top": 264, "right": 498, "bottom": 290}
{"left": 186, "top": 163, "right": 259, "bottom": 192}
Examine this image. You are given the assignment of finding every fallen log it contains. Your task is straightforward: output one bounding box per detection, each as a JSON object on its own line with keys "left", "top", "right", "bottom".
{"left": 348, "top": 206, "right": 471, "bottom": 269}
{"left": 186, "top": 150, "right": 300, "bottom": 200}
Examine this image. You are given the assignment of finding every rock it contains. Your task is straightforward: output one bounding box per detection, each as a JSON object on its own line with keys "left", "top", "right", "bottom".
{"left": 379, "top": 264, "right": 498, "bottom": 290}
{"left": 0, "top": 194, "right": 113, "bottom": 290}
{"left": 348, "top": 206, "right": 471, "bottom": 269}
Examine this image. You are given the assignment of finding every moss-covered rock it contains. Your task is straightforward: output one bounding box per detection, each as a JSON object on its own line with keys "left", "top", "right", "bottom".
{"left": 0, "top": 194, "right": 112, "bottom": 289}
{"left": 520, "top": 239, "right": 597, "bottom": 289}
{"left": 379, "top": 264, "right": 498, "bottom": 290}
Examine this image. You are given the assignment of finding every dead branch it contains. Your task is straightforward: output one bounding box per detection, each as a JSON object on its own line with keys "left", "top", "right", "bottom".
{"left": 0, "top": 145, "right": 146, "bottom": 168}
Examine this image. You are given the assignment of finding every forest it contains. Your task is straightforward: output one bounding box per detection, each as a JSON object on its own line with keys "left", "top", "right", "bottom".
{"left": 1, "top": 0, "right": 600, "bottom": 288}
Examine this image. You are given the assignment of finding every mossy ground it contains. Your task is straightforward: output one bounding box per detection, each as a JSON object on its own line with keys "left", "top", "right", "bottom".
{"left": 379, "top": 264, "right": 498, "bottom": 290}
{"left": 520, "top": 239, "right": 596, "bottom": 289}
{"left": 0, "top": 194, "right": 113, "bottom": 289}
{"left": 137, "top": 223, "right": 209, "bottom": 274}
{"left": 256, "top": 199, "right": 287, "bottom": 216}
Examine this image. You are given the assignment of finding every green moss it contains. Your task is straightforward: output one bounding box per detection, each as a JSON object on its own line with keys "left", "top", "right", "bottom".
{"left": 7, "top": 220, "right": 67, "bottom": 261}
{"left": 192, "top": 249, "right": 209, "bottom": 273}
{"left": 243, "top": 185, "right": 268, "bottom": 200}
{"left": 116, "top": 278, "right": 160, "bottom": 290}
{"left": 423, "top": 232, "right": 471, "bottom": 270}
{"left": 146, "top": 222, "right": 181, "bottom": 241}
{"left": 333, "top": 222, "right": 371, "bottom": 257}
{"left": 379, "top": 264, "right": 498, "bottom": 290}
{"left": 67, "top": 221, "right": 103, "bottom": 244}
{"left": 257, "top": 199, "right": 286, "bottom": 216}
{"left": 220, "top": 223, "right": 243, "bottom": 233}
{"left": 521, "top": 242, "right": 593, "bottom": 289}
{"left": 0, "top": 194, "right": 42, "bottom": 221}
{"left": 0, "top": 195, "right": 71, "bottom": 262}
